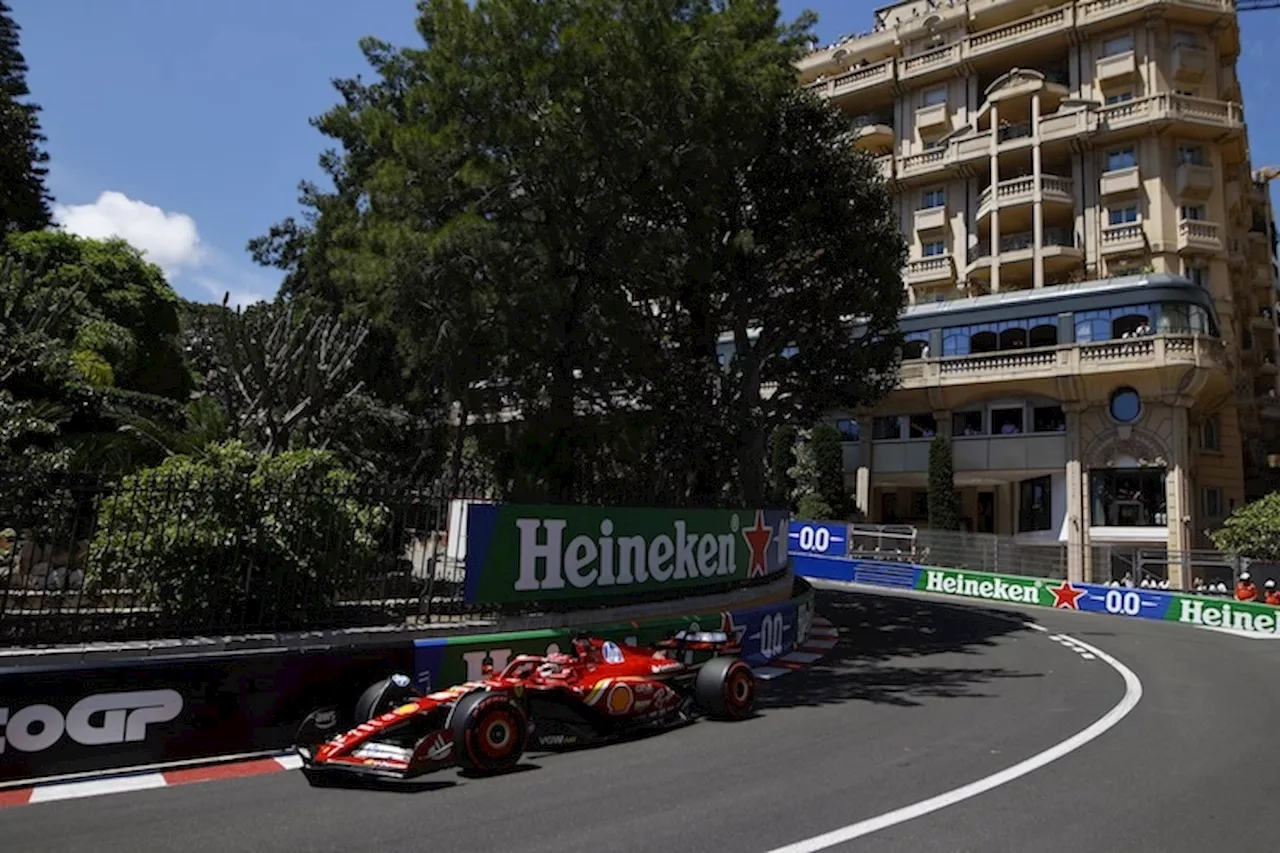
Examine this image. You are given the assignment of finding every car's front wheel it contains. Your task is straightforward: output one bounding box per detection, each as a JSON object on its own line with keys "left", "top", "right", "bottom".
{"left": 449, "top": 691, "right": 528, "bottom": 773}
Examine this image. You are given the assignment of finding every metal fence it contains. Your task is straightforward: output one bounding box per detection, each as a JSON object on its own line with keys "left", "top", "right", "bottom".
{"left": 843, "top": 524, "right": 1109, "bottom": 581}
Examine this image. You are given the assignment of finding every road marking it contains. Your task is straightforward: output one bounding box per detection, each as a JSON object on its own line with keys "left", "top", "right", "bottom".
{"left": 29, "top": 773, "right": 168, "bottom": 803}
{"left": 763, "top": 631, "right": 1143, "bottom": 852}
{"left": 1024, "top": 622, "right": 1048, "bottom": 632}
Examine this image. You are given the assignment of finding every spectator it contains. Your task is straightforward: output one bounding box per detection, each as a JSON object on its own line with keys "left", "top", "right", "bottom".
{"left": 1193, "top": 577, "right": 1206, "bottom": 593}
{"left": 1266, "top": 580, "right": 1280, "bottom": 606}
{"left": 1236, "top": 572, "right": 1259, "bottom": 602}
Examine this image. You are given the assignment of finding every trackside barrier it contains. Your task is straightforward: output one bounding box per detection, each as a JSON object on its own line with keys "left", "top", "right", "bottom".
{"left": 0, "top": 580, "right": 813, "bottom": 786}
{"left": 789, "top": 521, "right": 1280, "bottom": 638}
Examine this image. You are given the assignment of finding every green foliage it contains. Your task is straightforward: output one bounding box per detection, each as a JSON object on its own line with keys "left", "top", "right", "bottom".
{"left": 927, "top": 435, "right": 960, "bottom": 531}
{"left": 1210, "top": 492, "right": 1280, "bottom": 560}
{"left": 0, "top": 0, "right": 52, "bottom": 233}
{"left": 810, "top": 424, "right": 849, "bottom": 519}
{"left": 4, "top": 230, "right": 191, "bottom": 399}
{"left": 788, "top": 425, "right": 848, "bottom": 520}
{"left": 769, "top": 425, "right": 798, "bottom": 509}
{"left": 87, "top": 441, "right": 390, "bottom": 633}
{"left": 251, "top": 0, "right": 905, "bottom": 505}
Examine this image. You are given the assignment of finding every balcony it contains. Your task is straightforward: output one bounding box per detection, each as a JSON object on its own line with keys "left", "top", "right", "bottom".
{"left": 916, "top": 102, "right": 949, "bottom": 132}
{"left": 968, "top": 227, "right": 1081, "bottom": 279}
{"left": 899, "top": 148, "right": 948, "bottom": 179}
{"left": 905, "top": 254, "right": 957, "bottom": 287}
{"left": 1039, "top": 108, "right": 1090, "bottom": 143}
{"left": 1176, "top": 162, "right": 1215, "bottom": 200}
{"left": 1095, "top": 94, "right": 1242, "bottom": 138}
{"left": 895, "top": 334, "right": 1225, "bottom": 391}
{"left": 1096, "top": 50, "right": 1137, "bottom": 85}
{"left": 850, "top": 115, "right": 895, "bottom": 151}
{"left": 900, "top": 43, "right": 962, "bottom": 83}
{"left": 1100, "top": 222, "right": 1146, "bottom": 255}
{"left": 1077, "top": 0, "right": 1233, "bottom": 29}
{"left": 953, "top": 433, "right": 1068, "bottom": 472}
{"left": 914, "top": 205, "right": 948, "bottom": 233}
{"left": 976, "top": 175, "right": 1074, "bottom": 221}
{"left": 968, "top": 5, "right": 1074, "bottom": 59}
{"left": 1173, "top": 45, "right": 1208, "bottom": 82}
{"left": 1177, "top": 218, "right": 1222, "bottom": 254}
{"left": 871, "top": 441, "right": 931, "bottom": 474}
{"left": 875, "top": 154, "right": 894, "bottom": 181}
{"left": 1099, "top": 165, "right": 1141, "bottom": 197}
{"left": 802, "top": 58, "right": 894, "bottom": 102}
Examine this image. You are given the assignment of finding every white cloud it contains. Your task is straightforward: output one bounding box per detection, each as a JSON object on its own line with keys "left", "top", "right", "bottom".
{"left": 53, "top": 191, "right": 205, "bottom": 276}
{"left": 50, "top": 190, "right": 275, "bottom": 308}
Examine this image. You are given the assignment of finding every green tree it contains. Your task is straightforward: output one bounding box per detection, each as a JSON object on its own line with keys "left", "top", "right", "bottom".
{"left": 810, "top": 423, "right": 848, "bottom": 518}
{"left": 769, "top": 425, "right": 798, "bottom": 509}
{"left": 87, "top": 441, "right": 390, "bottom": 633}
{"left": 0, "top": 0, "right": 51, "bottom": 234}
{"left": 252, "top": 0, "right": 904, "bottom": 503}
{"left": 1210, "top": 492, "right": 1280, "bottom": 561}
{"left": 4, "top": 231, "right": 191, "bottom": 399}
{"left": 927, "top": 435, "right": 960, "bottom": 530}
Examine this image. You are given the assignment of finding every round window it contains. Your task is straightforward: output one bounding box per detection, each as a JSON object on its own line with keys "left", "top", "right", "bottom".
{"left": 1109, "top": 387, "right": 1141, "bottom": 423}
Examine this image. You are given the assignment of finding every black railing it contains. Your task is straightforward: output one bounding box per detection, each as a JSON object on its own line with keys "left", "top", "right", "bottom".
{"left": 0, "top": 468, "right": 774, "bottom": 648}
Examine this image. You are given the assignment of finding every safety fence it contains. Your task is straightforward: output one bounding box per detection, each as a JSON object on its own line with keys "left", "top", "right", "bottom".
{"left": 0, "top": 465, "right": 790, "bottom": 647}
{"left": 788, "top": 519, "right": 1280, "bottom": 640}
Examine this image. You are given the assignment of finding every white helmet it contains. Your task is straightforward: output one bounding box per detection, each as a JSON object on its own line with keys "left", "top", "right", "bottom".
{"left": 1241, "top": 572, "right": 1252, "bottom": 581}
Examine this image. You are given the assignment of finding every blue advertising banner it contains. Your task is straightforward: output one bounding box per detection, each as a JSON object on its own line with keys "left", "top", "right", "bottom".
{"left": 788, "top": 521, "right": 849, "bottom": 558}
{"left": 1072, "top": 583, "right": 1176, "bottom": 620}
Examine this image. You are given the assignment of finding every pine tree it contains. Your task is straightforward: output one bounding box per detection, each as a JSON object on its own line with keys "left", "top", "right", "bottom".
{"left": 927, "top": 435, "right": 961, "bottom": 530}
{"left": 0, "top": 0, "right": 52, "bottom": 234}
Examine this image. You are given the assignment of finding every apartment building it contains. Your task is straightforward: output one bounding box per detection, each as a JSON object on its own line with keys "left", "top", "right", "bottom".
{"left": 796, "top": 0, "right": 1280, "bottom": 585}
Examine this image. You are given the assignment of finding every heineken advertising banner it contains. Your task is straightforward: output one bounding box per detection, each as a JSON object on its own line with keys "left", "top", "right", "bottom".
{"left": 412, "top": 586, "right": 816, "bottom": 692}
{"left": 463, "top": 504, "right": 791, "bottom": 605}
{"left": 791, "top": 542, "right": 1280, "bottom": 638}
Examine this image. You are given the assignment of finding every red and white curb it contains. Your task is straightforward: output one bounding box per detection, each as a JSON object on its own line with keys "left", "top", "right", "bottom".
{"left": 752, "top": 615, "right": 838, "bottom": 680}
{"left": 0, "top": 615, "right": 838, "bottom": 810}
{"left": 0, "top": 754, "right": 303, "bottom": 809}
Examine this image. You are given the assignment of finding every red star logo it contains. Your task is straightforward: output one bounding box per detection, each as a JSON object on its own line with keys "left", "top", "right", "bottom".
{"left": 719, "top": 612, "right": 746, "bottom": 649}
{"left": 742, "top": 510, "right": 774, "bottom": 578}
{"left": 1050, "top": 580, "right": 1086, "bottom": 610}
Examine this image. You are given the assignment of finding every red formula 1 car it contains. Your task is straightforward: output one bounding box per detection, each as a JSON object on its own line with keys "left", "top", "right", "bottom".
{"left": 294, "top": 631, "right": 756, "bottom": 785}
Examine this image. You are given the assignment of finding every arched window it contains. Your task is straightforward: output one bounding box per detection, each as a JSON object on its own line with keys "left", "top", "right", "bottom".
{"left": 970, "top": 330, "right": 998, "bottom": 353}
{"left": 999, "top": 326, "right": 1027, "bottom": 349}
{"left": 1112, "top": 313, "right": 1149, "bottom": 338}
{"left": 1029, "top": 323, "right": 1057, "bottom": 347}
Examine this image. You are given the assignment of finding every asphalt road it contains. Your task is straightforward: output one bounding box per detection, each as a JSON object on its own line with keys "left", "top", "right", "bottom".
{"left": 2, "top": 585, "right": 1277, "bottom": 853}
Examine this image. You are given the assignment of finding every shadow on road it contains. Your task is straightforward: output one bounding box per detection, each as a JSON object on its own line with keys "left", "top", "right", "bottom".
{"left": 761, "top": 588, "right": 1043, "bottom": 710}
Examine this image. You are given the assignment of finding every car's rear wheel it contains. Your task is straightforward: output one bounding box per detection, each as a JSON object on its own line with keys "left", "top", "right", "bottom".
{"left": 449, "top": 691, "right": 528, "bottom": 773}
{"left": 694, "top": 656, "right": 756, "bottom": 720}
{"left": 354, "top": 675, "right": 418, "bottom": 722}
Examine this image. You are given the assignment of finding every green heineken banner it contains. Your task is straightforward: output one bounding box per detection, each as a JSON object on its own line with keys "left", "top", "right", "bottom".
{"left": 463, "top": 504, "right": 790, "bottom": 604}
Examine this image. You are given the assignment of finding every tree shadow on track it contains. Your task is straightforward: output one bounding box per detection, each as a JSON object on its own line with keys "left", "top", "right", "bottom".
{"left": 761, "top": 588, "right": 1043, "bottom": 710}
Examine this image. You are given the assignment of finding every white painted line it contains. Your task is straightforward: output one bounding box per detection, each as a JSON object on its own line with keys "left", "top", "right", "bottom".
{"left": 752, "top": 666, "right": 791, "bottom": 680}
{"left": 29, "top": 772, "right": 168, "bottom": 803}
{"left": 763, "top": 634, "right": 1143, "bottom": 852}
{"left": 275, "top": 754, "right": 303, "bottom": 771}
{"left": 1023, "top": 622, "right": 1048, "bottom": 633}
{"left": 1080, "top": 654, "right": 1096, "bottom": 660}
{"left": 779, "top": 651, "right": 823, "bottom": 664}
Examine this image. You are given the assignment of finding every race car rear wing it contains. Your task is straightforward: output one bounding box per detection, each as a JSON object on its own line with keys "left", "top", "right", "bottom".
{"left": 655, "top": 629, "right": 742, "bottom": 656}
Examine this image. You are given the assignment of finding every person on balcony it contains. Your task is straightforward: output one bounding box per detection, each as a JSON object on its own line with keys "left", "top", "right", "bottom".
{"left": 1266, "top": 579, "right": 1280, "bottom": 606}
{"left": 1236, "top": 572, "right": 1259, "bottom": 602}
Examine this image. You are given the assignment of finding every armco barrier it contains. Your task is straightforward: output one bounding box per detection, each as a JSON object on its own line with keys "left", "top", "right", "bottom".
{"left": 792, "top": 532, "right": 1280, "bottom": 638}
{"left": 0, "top": 578, "right": 813, "bottom": 786}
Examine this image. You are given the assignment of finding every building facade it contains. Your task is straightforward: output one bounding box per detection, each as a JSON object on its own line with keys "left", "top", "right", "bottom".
{"left": 795, "top": 0, "right": 1280, "bottom": 585}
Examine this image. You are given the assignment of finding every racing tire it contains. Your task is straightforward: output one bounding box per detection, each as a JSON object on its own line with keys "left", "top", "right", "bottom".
{"left": 449, "top": 691, "right": 528, "bottom": 774}
{"left": 354, "top": 675, "right": 418, "bottom": 723}
{"left": 694, "top": 656, "right": 756, "bottom": 720}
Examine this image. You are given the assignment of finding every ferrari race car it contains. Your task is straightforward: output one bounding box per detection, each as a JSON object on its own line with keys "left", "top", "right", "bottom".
{"left": 294, "top": 631, "right": 756, "bottom": 785}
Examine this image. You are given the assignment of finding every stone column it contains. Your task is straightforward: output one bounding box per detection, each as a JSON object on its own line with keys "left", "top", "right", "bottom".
{"left": 989, "top": 101, "right": 1001, "bottom": 294}
{"left": 1064, "top": 404, "right": 1087, "bottom": 583}
{"left": 1166, "top": 405, "right": 1193, "bottom": 588}
{"left": 1031, "top": 92, "right": 1045, "bottom": 289}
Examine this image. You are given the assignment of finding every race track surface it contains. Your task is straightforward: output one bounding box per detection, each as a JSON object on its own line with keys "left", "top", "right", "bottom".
{"left": 3, "top": 585, "right": 1277, "bottom": 853}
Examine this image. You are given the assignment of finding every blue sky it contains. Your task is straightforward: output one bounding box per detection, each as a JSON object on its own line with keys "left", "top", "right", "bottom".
{"left": 10, "top": 0, "right": 1280, "bottom": 306}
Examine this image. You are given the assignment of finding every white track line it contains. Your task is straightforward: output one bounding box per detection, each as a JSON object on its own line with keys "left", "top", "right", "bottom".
{"left": 763, "top": 630, "right": 1143, "bottom": 852}
{"left": 29, "top": 773, "right": 168, "bottom": 803}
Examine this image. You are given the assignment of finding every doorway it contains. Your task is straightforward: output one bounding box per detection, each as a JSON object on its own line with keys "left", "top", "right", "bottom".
{"left": 977, "top": 491, "right": 995, "bottom": 534}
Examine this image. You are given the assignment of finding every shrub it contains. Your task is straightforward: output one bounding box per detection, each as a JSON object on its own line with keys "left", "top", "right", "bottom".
{"left": 1210, "top": 492, "right": 1280, "bottom": 561}
{"left": 927, "top": 435, "right": 960, "bottom": 530}
{"left": 87, "top": 441, "right": 390, "bottom": 633}
{"left": 769, "top": 425, "right": 798, "bottom": 509}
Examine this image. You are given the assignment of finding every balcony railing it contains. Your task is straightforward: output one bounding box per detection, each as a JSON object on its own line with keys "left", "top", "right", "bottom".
{"left": 800, "top": 0, "right": 1234, "bottom": 97}
{"left": 896, "top": 334, "right": 1224, "bottom": 389}
{"left": 968, "top": 227, "right": 1076, "bottom": 261}
{"left": 892, "top": 93, "right": 1241, "bottom": 181}
{"left": 1177, "top": 218, "right": 1222, "bottom": 253}
{"left": 977, "top": 175, "right": 1074, "bottom": 220}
